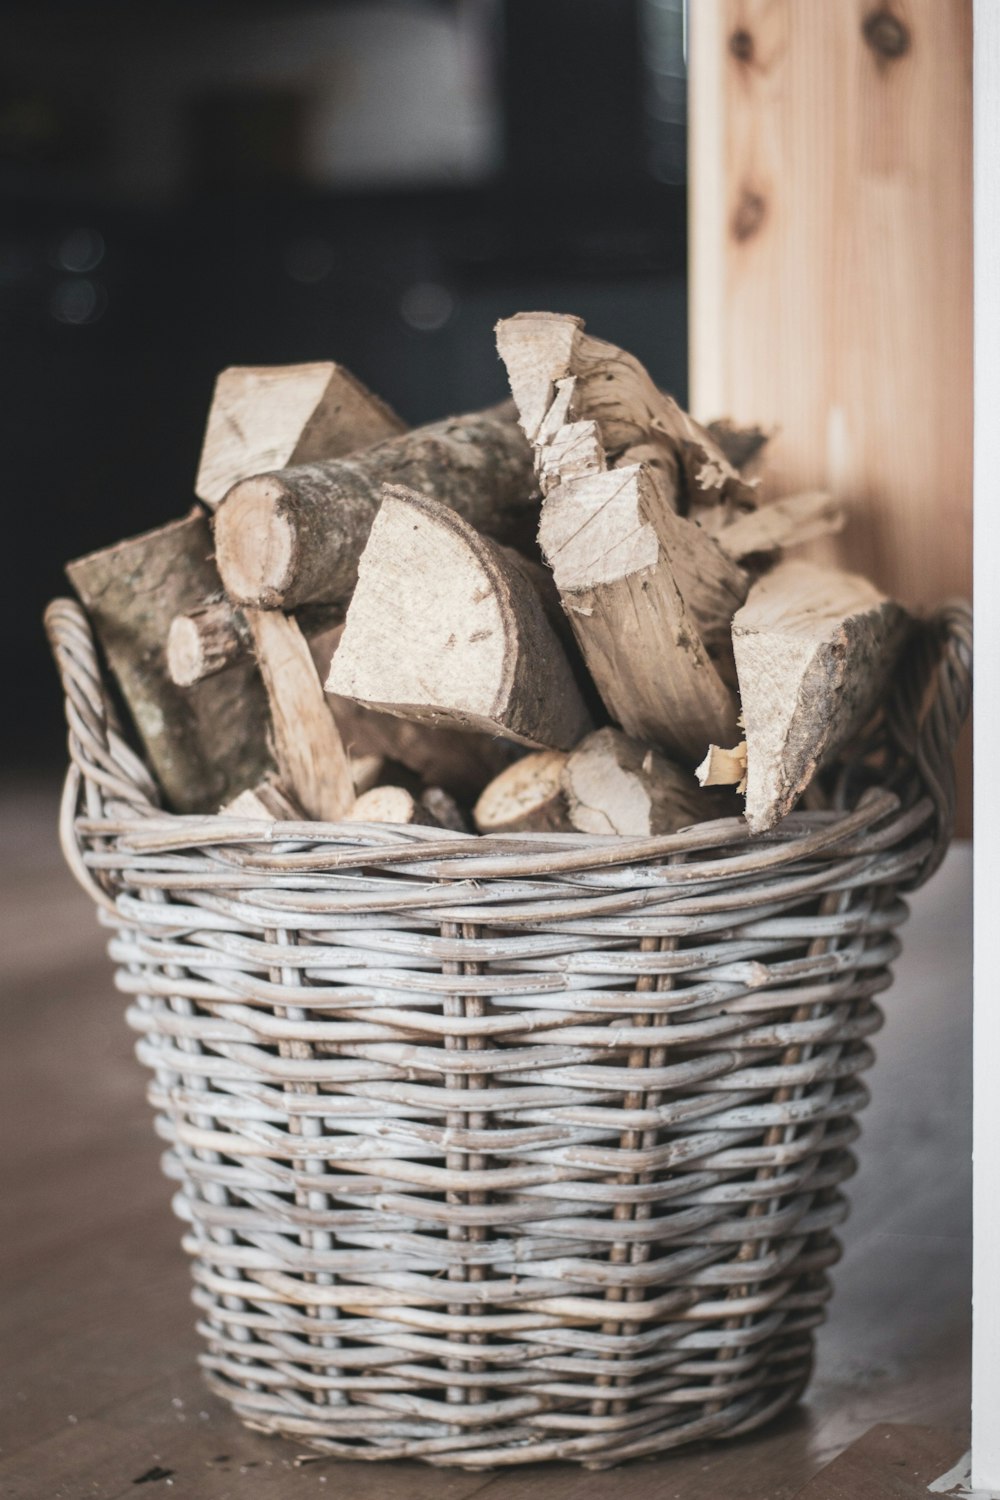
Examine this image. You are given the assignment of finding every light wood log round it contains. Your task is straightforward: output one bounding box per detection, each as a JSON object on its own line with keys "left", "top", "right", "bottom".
{"left": 44, "top": 598, "right": 971, "bottom": 1468}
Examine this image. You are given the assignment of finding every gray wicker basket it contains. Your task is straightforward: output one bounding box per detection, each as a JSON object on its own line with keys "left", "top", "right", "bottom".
{"left": 45, "top": 596, "right": 971, "bottom": 1468}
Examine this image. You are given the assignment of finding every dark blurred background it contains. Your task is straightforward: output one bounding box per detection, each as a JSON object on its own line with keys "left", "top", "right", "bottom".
{"left": 2, "top": 0, "right": 690, "bottom": 770}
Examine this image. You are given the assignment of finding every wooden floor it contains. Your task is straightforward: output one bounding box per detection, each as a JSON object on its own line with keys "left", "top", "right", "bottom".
{"left": 0, "top": 780, "right": 974, "bottom": 1499}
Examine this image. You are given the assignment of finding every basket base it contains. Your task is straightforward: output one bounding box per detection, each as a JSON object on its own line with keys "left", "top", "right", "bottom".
{"left": 201, "top": 1360, "right": 813, "bottom": 1468}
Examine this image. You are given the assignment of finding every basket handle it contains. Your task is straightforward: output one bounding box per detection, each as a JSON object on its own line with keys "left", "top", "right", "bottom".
{"left": 44, "top": 598, "right": 159, "bottom": 910}
{"left": 885, "top": 599, "right": 973, "bottom": 885}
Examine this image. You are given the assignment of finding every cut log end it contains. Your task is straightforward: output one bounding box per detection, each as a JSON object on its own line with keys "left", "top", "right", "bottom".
{"left": 347, "top": 785, "right": 438, "bottom": 826}
{"left": 214, "top": 476, "right": 296, "bottom": 608}
{"left": 473, "top": 750, "right": 570, "bottom": 834}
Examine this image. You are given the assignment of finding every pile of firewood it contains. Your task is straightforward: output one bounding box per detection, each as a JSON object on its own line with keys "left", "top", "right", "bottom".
{"left": 63, "top": 312, "right": 909, "bottom": 839}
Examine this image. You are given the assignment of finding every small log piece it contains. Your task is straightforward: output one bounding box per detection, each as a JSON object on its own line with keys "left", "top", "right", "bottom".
{"left": 537, "top": 464, "right": 742, "bottom": 761}
{"left": 420, "top": 787, "right": 469, "bottom": 832}
{"left": 563, "top": 728, "right": 733, "bottom": 837}
{"left": 732, "top": 560, "right": 909, "bottom": 833}
{"left": 326, "top": 487, "right": 592, "bottom": 751}
{"left": 473, "top": 751, "right": 571, "bottom": 834}
{"left": 347, "top": 786, "right": 438, "bottom": 826}
{"left": 213, "top": 404, "right": 537, "bottom": 610}
{"left": 244, "top": 609, "right": 355, "bottom": 821}
{"left": 195, "top": 362, "right": 404, "bottom": 508}
{"left": 166, "top": 599, "right": 342, "bottom": 687}
{"left": 66, "top": 510, "right": 272, "bottom": 813}
{"left": 495, "top": 311, "right": 757, "bottom": 522}
{"left": 220, "top": 779, "right": 304, "bottom": 820}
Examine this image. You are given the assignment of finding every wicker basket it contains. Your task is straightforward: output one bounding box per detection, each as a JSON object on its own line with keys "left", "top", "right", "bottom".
{"left": 45, "top": 597, "right": 971, "bottom": 1469}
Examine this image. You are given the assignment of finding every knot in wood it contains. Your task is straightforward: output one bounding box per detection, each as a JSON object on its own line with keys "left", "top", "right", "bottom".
{"left": 862, "top": 8, "right": 910, "bottom": 61}
{"left": 731, "top": 188, "right": 767, "bottom": 243}
{"left": 728, "top": 28, "right": 754, "bottom": 63}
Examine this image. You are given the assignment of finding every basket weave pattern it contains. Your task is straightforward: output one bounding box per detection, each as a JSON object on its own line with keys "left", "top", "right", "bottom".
{"left": 46, "top": 599, "right": 972, "bottom": 1468}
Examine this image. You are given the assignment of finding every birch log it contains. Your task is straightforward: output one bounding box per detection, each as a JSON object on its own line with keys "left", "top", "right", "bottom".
{"left": 495, "top": 310, "right": 756, "bottom": 522}
{"left": 563, "top": 729, "right": 733, "bottom": 836}
{"left": 213, "top": 404, "right": 536, "bottom": 610}
{"left": 195, "top": 362, "right": 405, "bottom": 508}
{"left": 326, "top": 487, "right": 592, "bottom": 750}
{"left": 731, "top": 560, "right": 909, "bottom": 833}
{"left": 537, "top": 464, "right": 742, "bottom": 760}
{"left": 66, "top": 511, "right": 272, "bottom": 812}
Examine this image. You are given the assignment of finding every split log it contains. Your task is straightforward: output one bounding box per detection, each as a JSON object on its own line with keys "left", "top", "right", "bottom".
{"left": 326, "top": 487, "right": 592, "bottom": 751}
{"left": 166, "top": 599, "right": 341, "bottom": 687}
{"left": 731, "top": 560, "right": 909, "bottom": 833}
{"left": 696, "top": 742, "right": 748, "bottom": 794}
{"left": 66, "top": 510, "right": 272, "bottom": 813}
{"left": 347, "top": 786, "right": 438, "bottom": 826}
{"left": 244, "top": 609, "right": 355, "bottom": 821}
{"left": 311, "top": 624, "right": 514, "bottom": 800}
{"left": 195, "top": 362, "right": 404, "bottom": 508}
{"left": 716, "top": 491, "right": 845, "bottom": 563}
{"left": 537, "top": 464, "right": 742, "bottom": 760}
{"left": 473, "top": 751, "right": 571, "bottom": 835}
{"left": 220, "top": 778, "right": 304, "bottom": 821}
{"left": 495, "top": 311, "right": 756, "bottom": 522}
{"left": 213, "top": 403, "right": 536, "bottom": 610}
{"left": 562, "top": 729, "right": 733, "bottom": 837}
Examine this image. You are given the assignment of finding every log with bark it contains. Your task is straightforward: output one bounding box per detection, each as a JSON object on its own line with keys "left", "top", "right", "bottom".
{"left": 326, "top": 487, "right": 592, "bottom": 750}
{"left": 66, "top": 510, "right": 272, "bottom": 813}
{"left": 213, "top": 404, "right": 537, "bottom": 610}
{"left": 195, "top": 362, "right": 405, "bottom": 508}
{"left": 537, "top": 464, "right": 743, "bottom": 760}
{"left": 495, "top": 310, "right": 757, "bottom": 525}
{"left": 717, "top": 560, "right": 910, "bottom": 833}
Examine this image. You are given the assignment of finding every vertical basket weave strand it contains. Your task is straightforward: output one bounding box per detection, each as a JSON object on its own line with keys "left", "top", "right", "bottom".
{"left": 45, "top": 597, "right": 971, "bottom": 1467}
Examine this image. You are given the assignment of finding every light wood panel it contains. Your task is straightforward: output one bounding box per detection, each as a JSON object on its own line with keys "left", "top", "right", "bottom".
{"left": 689, "top": 0, "right": 973, "bottom": 828}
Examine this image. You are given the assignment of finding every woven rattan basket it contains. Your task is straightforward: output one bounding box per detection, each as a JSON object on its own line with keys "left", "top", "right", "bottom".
{"left": 46, "top": 596, "right": 971, "bottom": 1468}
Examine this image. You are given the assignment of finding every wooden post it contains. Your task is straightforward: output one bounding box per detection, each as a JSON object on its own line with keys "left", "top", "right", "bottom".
{"left": 689, "top": 0, "right": 973, "bottom": 828}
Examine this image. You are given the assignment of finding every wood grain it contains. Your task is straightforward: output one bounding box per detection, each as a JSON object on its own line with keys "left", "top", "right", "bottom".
{"left": 688, "top": 0, "right": 973, "bottom": 827}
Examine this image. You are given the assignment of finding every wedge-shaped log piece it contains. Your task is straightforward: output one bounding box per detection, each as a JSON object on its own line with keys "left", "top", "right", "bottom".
{"left": 495, "top": 311, "right": 756, "bottom": 519}
{"left": 66, "top": 510, "right": 272, "bottom": 813}
{"left": 327, "top": 487, "right": 592, "bottom": 750}
{"left": 473, "top": 750, "right": 571, "bottom": 834}
{"left": 195, "top": 362, "right": 404, "bottom": 508}
{"left": 563, "top": 729, "right": 733, "bottom": 836}
{"left": 716, "top": 491, "right": 845, "bottom": 563}
{"left": 245, "top": 609, "right": 355, "bottom": 821}
{"left": 538, "top": 464, "right": 742, "bottom": 760}
{"left": 214, "top": 404, "right": 536, "bottom": 610}
{"left": 733, "top": 560, "right": 909, "bottom": 834}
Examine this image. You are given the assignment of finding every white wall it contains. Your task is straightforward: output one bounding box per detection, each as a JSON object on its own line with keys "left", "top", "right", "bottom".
{"left": 972, "top": 0, "right": 1000, "bottom": 1490}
